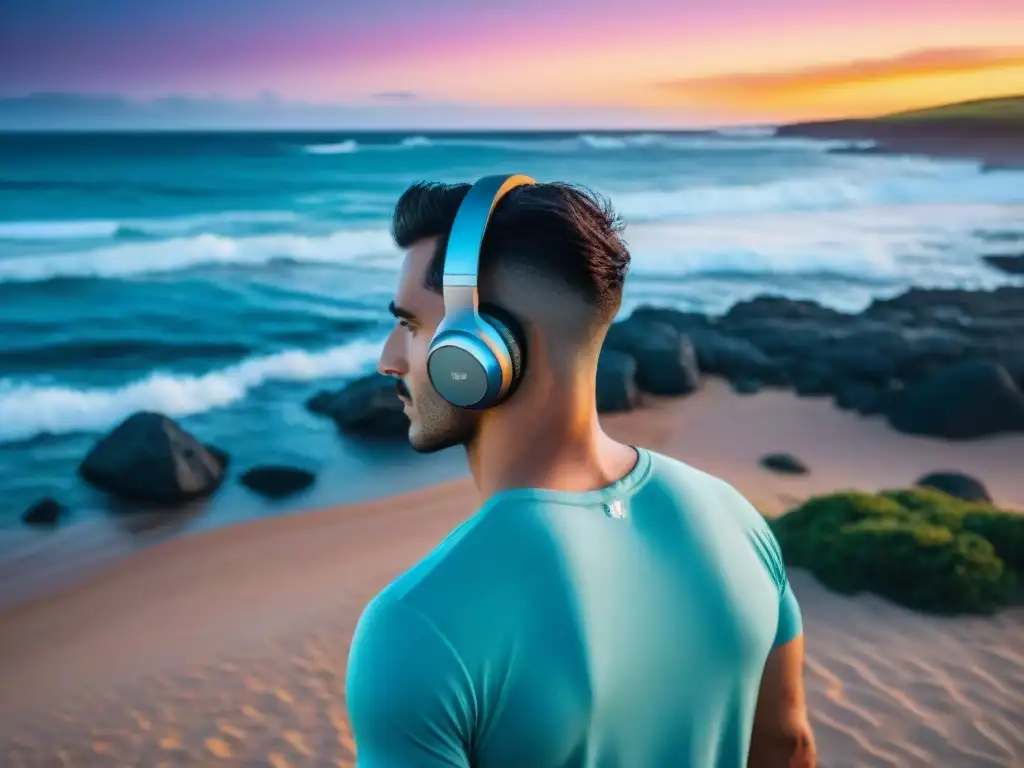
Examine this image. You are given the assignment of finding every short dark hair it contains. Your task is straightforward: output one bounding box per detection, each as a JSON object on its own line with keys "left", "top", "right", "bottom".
{"left": 390, "top": 180, "right": 630, "bottom": 324}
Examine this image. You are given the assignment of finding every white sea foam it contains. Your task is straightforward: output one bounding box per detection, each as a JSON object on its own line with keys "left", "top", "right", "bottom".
{"left": 714, "top": 126, "right": 778, "bottom": 138}
{"left": 0, "top": 338, "right": 385, "bottom": 443}
{"left": 4, "top": 157, "right": 1022, "bottom": 285}
{"left": 0, "top": 210, "right": 300, "bottom": 242}
{"left": 294, "top": 131, "right": 866, "bottom": 155}
{"left": 301, "top": 139, "right": 360, "bottom": 154}
{"left": 622, "top": 203, "right": 1024, "bottom": 286}
{"left": 0, "top": 228, "right": 396, "bottom": 282}
{"left": 610, "top": 158, "right": 1024, "bottom": 221}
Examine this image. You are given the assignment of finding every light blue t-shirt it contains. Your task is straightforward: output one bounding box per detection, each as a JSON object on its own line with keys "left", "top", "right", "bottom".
{"left": 346, "top": 447, "right": 802, "bottom": 767}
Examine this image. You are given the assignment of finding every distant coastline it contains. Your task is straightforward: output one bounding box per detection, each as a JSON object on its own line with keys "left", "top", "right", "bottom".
{"left": 777, "top": 94, "right": 1024, "bottom": 169}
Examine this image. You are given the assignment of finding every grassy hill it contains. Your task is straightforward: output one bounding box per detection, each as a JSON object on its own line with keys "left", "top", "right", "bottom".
{"left": 878, "top": 95, "right": 1024, "bottom": 124}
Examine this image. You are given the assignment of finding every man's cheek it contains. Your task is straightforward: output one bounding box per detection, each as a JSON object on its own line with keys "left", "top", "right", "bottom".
{"left": 411, "top": 336, "right": 433, "bottom": 382}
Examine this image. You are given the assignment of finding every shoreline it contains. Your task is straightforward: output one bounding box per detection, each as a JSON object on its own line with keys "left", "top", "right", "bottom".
{"left": 5, "top": 353, "right": 1024, "bottom": 614}
{"left": 0, "top": 441, "right": 470, "bottom": 612}
{"left": 2, "top": 378, "right": 1023, "bottom": 766}
{"left": 4, "top": 378, "right": 1023, "bottom": 618}
{"left": 7, "top": 273, "right": 1024, "bottom": 613}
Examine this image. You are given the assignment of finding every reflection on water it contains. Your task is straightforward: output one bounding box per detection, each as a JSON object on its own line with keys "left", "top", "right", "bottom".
{"left": 105, "top": 498, "right": 208, "bottom": 538}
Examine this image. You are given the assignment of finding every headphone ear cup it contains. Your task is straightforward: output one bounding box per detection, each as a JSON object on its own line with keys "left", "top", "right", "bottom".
{"left": 479, "top": 303, "right": 526, "bottom": 401}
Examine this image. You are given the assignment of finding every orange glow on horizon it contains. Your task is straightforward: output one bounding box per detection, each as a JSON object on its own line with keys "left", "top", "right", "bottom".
{"left": 644, "top": 46, "right": 1024, "bottom": 122}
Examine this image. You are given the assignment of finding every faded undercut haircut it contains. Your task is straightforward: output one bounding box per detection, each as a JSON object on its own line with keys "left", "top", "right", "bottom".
{"left": 390, "top": 180, "right": 631, "bottom": 332}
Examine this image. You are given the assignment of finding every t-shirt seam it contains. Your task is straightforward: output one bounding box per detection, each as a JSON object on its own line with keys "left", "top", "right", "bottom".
{"left": 477, "top": 447, "right": 655, "bottom": 509}
{"left": 387, "top": 515, "right": 490, "bottom": 605}
{"left": 391, "top": 594, "right": 481, "bottom": 742}
{"left": 716, "top": 473, "right": 788, "bottom": 599}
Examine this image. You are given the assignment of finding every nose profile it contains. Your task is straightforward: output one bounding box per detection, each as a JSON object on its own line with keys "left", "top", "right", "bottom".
{"left": 377, "top": 328, "right": 406, "bottom": 378}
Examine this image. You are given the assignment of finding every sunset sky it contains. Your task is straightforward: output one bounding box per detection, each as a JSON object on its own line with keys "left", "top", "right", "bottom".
{"left": 1, "top": 0, "right": 1023, "bottom": 127}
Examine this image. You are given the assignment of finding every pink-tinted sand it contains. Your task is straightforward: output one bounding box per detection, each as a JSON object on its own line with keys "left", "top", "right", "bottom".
{"left": 2, "top": 379, "right": 1022, "bottom": 767}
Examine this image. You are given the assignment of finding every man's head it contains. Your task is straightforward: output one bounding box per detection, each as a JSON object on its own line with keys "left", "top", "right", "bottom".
{"left": 378, "top": 179, "right": 630, "bottom": 453}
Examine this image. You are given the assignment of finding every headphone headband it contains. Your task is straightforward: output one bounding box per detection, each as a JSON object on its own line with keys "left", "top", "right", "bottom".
{"left": 442, "top": 174, "right": 535, "bottom": 303}
{"left": 426, "top": 173, "right": 534, "bottom": 410}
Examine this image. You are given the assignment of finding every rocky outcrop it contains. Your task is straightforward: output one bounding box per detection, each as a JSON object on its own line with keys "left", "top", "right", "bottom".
{"left": 915, "top": 472, "right": 991, "bottom": 503}
{"left": 982, "top": 254, "right": 1024, "bottom": 275}
{"left": 305, "top": 286, "right": 1024, "bottom": 442}
{"left": 22, "top": 497, "right": 65, "bottom": 527}
{"left": 596, "top": 349, "right": 640, "bottom": 413}
{"left": 759, "top": 453, "right": 809, "bottom": 476}
{"left": 602, "top": 316, "right": 700, "bottom": 396}
{"left": 78, "top": 412, "right": 228, "bottom": 503}
{"left": 306, "top": 373, "right": 409, "bottom": 439}
{"left": 240, "top": 466, "right": 316, "bottom": 499}
{"left": 885, "top": 360, "right": 1024, "bottom": 439}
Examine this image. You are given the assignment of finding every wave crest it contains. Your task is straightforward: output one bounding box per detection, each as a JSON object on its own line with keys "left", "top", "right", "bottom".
{"left": 290, "top": 131, "right": 865, "bottom": 155}
{"left": 0, "top": 228, "right": 395, "bottom": 283}
{"left": 0, "top": 211, "right": 300, "bottom": 242}
{"left": 0, "top": 339, "right": 384, "bottom": 443}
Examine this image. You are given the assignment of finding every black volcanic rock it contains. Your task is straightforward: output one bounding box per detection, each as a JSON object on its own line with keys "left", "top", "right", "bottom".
{"left": 299, "top": 285, "right": 1024, "bottom": 442}
{"left": 23, "top": 497, "right": 65, "bottom": 527}
{"left": 982, "top": 253, "right": 1024, "bottom": 275}
{"left": 240, "top": 466, "right": 316, "bottom": 499}
{"left": 602, "top": 317, "right": 700, "bottom": 396}
{"left": 760, "top": 453, "right": 809, "bottom": 476}
{"left": 307, "top": 373, "right": 409, "bottom": 439}
{"left": 915, "top": 471, "right": 992, "bottom": 503}
{"left": 596, "top": 349, "right": 639, "bottom": 413}
{"left": 78, "top": 412, "right": 227, "bottom": 503}
{"left": 886, "top": 360, "right": 1024, "bottom": 439}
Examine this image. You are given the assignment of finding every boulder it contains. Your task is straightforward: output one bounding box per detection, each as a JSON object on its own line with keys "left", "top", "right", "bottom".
{"left": 720, "top": 319, "right": 836, "bottom": 362}
{"left": 240, "top": 466, "right": 316, "bottom": 499}
{"left": 865, "top": 286, "right": 1024, "bottom": 324}
{"left": 982, "top": 254, "right": 1024, "bottom": 276}
{"left": 628, "top": 305, "right": 711, "bottom": 333}
{"left": 78, "top": 412, "right": 227, "bottom": 503}
{"left": 817, "top": 327, "right": 967, "bottom": 384}
{"left": 23, "top": 497, "right": 65, "bottom": 527}
{"left": 833, "top": 380, "right": 886, "bottom": 416}
{"left": 723, "top": 296, "right": 844, "bottom": 324}
{"left": 684, "top": 329, "right": 780, "bottom": 383}
{"left": 760, "top": 453, "right": 809, "bottom": 475}
{"left": 885, "top": 360, "right": 1024, "bottom": 439}
{"left": 792, "top": 363, "right": 835, "bottom": 397}
{"left": 596, "top": 349, "right": 639, "bottom": 413}
{"left": 731, "top": 378, "right": 763, "bottom": 395}
{"left": 307, "top": 373, "right": 409, "bottom": 439}
{"left": 915, "top": 471, "right": 992, "bottom": 503}
{"left": 602, "top": 318, "right": 700, "bottom": 396}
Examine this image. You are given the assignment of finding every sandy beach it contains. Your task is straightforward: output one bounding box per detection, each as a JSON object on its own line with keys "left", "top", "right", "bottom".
{"left": 2, "top": 378, "right": 1023, "bottom": 768}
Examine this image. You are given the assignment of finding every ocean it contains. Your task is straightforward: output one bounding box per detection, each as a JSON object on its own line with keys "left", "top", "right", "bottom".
{"left": 2, "top": 129, "right": 1024, "bottom": 543}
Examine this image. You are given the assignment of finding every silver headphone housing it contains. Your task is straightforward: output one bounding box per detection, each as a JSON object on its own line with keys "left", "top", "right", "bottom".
{"left": 426, "top": 173, "right": 534, "bottom": 409}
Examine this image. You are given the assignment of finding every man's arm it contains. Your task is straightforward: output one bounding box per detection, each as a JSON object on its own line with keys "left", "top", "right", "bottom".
{"left": 748, "top": 583, "right": 817, "bottom": 768}
{"left": 345, "top": 593, "right": 475, "bottom": 767}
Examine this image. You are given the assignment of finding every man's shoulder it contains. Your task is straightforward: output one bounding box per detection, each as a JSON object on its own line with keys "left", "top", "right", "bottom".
{"left": 645, "top": 449, "right": 752, "bottom": 504}
{"left": 642, "top": 449, "right": 771, "bottom": 538}
{"left": 370, "top": 503, "right": 517, "bottom": 623}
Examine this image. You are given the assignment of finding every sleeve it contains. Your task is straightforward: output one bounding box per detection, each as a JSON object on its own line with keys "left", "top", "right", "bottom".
{"left": 773, "top": 577, "right": 803, "bottom": 648}
{"left": 345, "top": 593, "right": 476, "bottom": 767}
{"left": 747, "top": 513, "right": 803, "bottom": 649}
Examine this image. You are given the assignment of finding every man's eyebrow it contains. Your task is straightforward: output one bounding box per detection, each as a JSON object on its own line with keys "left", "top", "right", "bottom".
{"left": 388, "top": 300, "right": 417, "bottom": 321}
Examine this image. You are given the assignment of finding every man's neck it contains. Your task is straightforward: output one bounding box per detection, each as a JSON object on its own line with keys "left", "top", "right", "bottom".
{"left": 464, "top": 381, "right": 637, "bottom": 502}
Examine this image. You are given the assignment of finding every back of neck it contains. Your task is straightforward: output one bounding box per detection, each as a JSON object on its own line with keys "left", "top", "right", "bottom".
{"left": 466, "top": 381, "right": 634, "bottom": 502}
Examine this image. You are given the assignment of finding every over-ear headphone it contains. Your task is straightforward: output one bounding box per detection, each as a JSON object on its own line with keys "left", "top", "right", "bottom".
{"left": 426, "top": 173, "right": 534, "bottom": 410}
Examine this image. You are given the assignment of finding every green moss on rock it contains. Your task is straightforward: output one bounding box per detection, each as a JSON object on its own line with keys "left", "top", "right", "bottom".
{"left": 770, "top": 487, "right": 1022, "bottom": 615}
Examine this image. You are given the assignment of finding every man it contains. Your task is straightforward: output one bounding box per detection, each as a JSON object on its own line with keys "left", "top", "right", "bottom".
{"left": 345, "top": 180, "right": 816, "bottom": 767}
